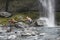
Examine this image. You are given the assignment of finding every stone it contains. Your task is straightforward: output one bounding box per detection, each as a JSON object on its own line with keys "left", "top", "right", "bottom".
{"left": 20, "top": 28, "right": 36, "bottom": 36}
{"left": 35, "top": 17, "right": 49, "bottom": 27}
{"left": 0, "top": 12, "right": 11, "bottom": 17}
{"left": 15, "top": 22, "right": 29, "bottom": 28}
{"left": 8, "top": 35, "right": 16, "bottom": 39}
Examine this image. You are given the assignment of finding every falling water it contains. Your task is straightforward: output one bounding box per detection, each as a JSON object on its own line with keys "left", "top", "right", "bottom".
{"left": 39, "top": 0, "right": 55, "bottom": 27}
{"left": 48, "top": 0, "right": 55, "bottom": 27}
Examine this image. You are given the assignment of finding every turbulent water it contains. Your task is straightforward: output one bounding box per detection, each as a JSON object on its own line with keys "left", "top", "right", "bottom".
{"left": 0, "top": 27, "right": 60, "bottom": 40}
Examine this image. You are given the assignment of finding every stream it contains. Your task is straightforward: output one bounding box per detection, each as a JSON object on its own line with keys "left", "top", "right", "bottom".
{"left": 0, "top": 27, "right": 59, "bottom": 40}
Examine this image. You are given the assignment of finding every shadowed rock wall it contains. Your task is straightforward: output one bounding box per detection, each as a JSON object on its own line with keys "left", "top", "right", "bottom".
{"left": 0, "top": 0, "right": 39, "bottom": 12}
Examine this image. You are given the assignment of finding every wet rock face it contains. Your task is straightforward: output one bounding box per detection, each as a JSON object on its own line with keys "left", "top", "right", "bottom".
{"left": 0, "top": 0, "right": 38, "bottom": 12}
{"left": 55, "top": 0, "right": 60, "bottom": 12}
{"left": 0, "top": 12, "right": 11, "bottom": 17}
{"left": 8, "top": 0, "right": 38, "bottom": 12}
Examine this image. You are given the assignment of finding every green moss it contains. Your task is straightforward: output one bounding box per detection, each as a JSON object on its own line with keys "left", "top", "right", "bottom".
{"left": 0, "top": 12, "right": 39, "bottom": 25}
{"left": 0, "top": 17, "right": 9, "bottom": 25}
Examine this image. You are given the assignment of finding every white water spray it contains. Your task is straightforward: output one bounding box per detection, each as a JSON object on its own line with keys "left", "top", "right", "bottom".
{"left": 48, "top": 0, "right": 55, "bottom": 27}
{"left": 39, "top": 0, "right": 55, "bottom": 27}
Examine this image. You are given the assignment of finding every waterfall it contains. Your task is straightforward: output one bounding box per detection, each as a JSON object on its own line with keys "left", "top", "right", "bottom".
{"left": 39, "top": 0, "right": 55, "bottom": 27}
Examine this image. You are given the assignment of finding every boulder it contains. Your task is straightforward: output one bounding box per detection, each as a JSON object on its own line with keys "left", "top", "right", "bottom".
{"left": 0, "top": 12, "right": 11, "bottom": 17}
{"left": 15, "top": 22, "right": 29, "bottom": 28}
{"left": 35, "top": 17, "right": 48, "bottom": 27}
